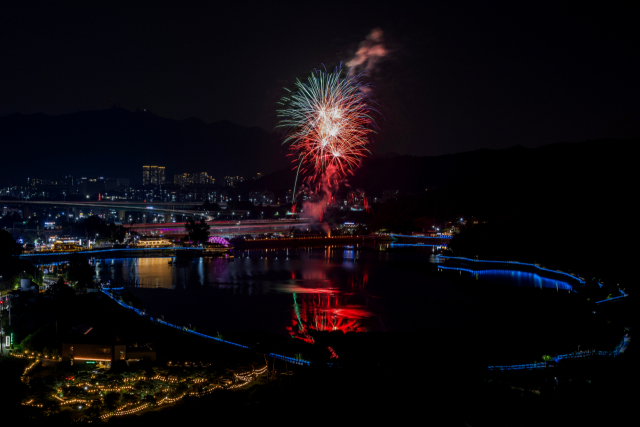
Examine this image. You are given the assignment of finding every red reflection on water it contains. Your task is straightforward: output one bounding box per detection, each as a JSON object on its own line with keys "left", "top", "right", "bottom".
{"left": 291, "top": 293, "right": 371, "bottom": 344}
{"left": 348, "top": 271, "right": 368, "bottom": 290}
{"left": 327, "top": 346, "right": 339, "bottom": 359}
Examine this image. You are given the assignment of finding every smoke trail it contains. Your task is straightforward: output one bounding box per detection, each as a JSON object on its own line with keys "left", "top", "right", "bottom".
{"left": 346, "top": 28, "right": 388, "bottom": 75}
{"left": 301, "top": 165, "right": 341, "bottom": 235}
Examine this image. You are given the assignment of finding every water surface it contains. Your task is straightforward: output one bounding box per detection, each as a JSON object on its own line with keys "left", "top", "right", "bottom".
{"left": 89, "top": 247, "right": 576, "bottom": 349}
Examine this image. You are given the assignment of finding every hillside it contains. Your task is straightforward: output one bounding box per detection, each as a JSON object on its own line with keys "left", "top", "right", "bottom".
{"left": 0, "top": 107, "right": 289, "bottom": 184}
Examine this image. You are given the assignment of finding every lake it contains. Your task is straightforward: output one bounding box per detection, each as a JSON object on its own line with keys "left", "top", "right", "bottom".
{"left": 73, "top": 245, "right": 602, "bottom": 365}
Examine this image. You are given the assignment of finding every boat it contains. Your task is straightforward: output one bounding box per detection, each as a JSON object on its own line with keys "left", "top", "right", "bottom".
{"left": 375, "top": 233, "right": 396, "bottom": 242}
{"left": 203, "top": 243, "right": 233, "bottom": 255}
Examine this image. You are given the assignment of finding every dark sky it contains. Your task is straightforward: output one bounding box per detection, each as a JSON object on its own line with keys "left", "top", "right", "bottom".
{"left": 1, "top": 1, "right": 638, "bottom": 156}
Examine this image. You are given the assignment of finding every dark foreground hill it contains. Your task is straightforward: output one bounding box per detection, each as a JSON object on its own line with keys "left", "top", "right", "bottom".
{"left": 0, "top": 107, "right": 288, "bottom": 184}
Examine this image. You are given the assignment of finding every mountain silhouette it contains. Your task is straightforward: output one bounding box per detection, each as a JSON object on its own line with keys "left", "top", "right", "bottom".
{"left": 0, "top": 107, "right": 288, "bottom": 184}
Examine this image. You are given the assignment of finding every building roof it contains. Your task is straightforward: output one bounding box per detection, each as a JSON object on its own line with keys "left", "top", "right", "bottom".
{"left": 63, "top": 325, "right": 122, "bottom": 345}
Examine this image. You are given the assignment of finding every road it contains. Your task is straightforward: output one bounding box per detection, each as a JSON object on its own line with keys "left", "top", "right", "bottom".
{"left": 125, "top": 219, "right": 314, "bottom": 238}
{"left": 0, "top": 199, "right": 248, "bottom": 218}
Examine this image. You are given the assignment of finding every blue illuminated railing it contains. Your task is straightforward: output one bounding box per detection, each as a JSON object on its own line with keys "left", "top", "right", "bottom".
{"left": 34, "top": 260, "right": 75, "bottom": 266}
{"left": 594, "top": 295, "right": 627, "bottom": 304}
{"left": 100, "top": 288, "right": 317, "bottom": 361}
{"left": 437, "top": 255, "right": 585, "bottom": 284}
{"left": 268, "top": 353, "right": 311, "bottom": 366}
{"left": 437, "top": 265, "right": 476, "bottom": 275}
{"left": 488, "top": 340, "right": 625, "bottom": 371}
{"left": 390, "top": 234, "right": 452, "bottom": 239}
{"left": 552, "top": 349, "right": 619, "bottom": 362}
{"left": 389, "top": 243, "right": 448, "bottom": 248}
{"left": 487, "top": 362, "right": 548, "bottom": 371}
{"left": 437, "top": 265, "right": 574, "bottom": 291}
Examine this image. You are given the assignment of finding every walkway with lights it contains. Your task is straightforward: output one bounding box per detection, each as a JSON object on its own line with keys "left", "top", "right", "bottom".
{"left": 101, "top": 288, "right": 312, "bottom": 367}
{"left": 437, "top": 255, "right": 629, "bottom": 371}
{"left": 102, "top": 283, "right": 628, "bottom": 372}
{"left": 436, "top": 254, "right": 586, "bottom": 285}
{"left": 487, "top": 342, "right": 626, "bottom": 371}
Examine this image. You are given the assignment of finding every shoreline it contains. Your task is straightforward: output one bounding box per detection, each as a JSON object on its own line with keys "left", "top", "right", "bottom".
{"left": 437, "top": 254, "right": 586, "bottom": 285}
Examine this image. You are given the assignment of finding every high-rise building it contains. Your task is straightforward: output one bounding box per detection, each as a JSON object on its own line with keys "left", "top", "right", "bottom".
{"left": 156, "top": 167, "right": 165, "bottom": 185}
{"left": 143, "top": 166, "right": 150, "bottom": 185}
{"left": 143, "top": 166, "right": 165, "bottom": 186}
{"left": 195, "top": 172, "right": 213, "bottom": 184}
{"left": 249, "top": 190, "right": 275, "bottom": 206}
{"left": 173, "top": 172, "right": 214, "bottom": 187}
{"left": 78, "top": 177, "right": 106, "bottom": 198}
{"left": 224, "top": 176, "right": 243, "bottom": 187}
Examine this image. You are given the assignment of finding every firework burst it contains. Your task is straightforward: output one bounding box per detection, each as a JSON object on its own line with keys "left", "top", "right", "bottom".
{"left": 277, "top": 65, "right": 376, "bottom": 182}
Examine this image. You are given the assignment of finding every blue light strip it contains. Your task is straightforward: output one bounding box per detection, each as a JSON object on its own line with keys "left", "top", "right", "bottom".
{"left": 390, "top": 234, "right": 452, "bottom": 239}
{"left": 33, "top": 260, "right": 73, "bottom": 266}
{"left": 268, "top": 353, "right": 311, "bottom": 366}
{"left": 594, "top": 295, "right": 627, "bottom": 304}
{"left": 437, "top": 265, "right": 574, "bottom": 291}
{"left": 487, "top": 362, "right": 548, "bottom": 371}
{"left": 487, "top": 337, "right": 626, "bottom": 371}
{"left": 389, "top": 243, "right": 448, "bottom": 247}
{"left": 437, "top": 255, "right": 585, "bottom": 284}
{"left": 437, "top": 265, "right": 476, "bottom": 275}
{"left": 99, "top": 288, "right": 317, "bottom": 361}
{"left": 488, "top": 349, "right": 621, "bottom": 371}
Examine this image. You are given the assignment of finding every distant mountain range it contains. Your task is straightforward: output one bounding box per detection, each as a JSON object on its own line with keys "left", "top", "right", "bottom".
{"left": 247, "top": 137, "right": 631, "bottom": 201}
{"left": 0, "top": 107, "right": 288, "bottom": 185}
{"left": 1, "top": 108, "right": 632, "bottom": 198}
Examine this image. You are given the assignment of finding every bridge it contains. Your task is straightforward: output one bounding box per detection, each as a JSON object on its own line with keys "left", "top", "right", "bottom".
{"left": 1, "top": 199, "right": 248, "bottom": 220}
{"left": 125, "top": 219, "right": 314, "bottom": 238}
{"left": 2, "top": 200, "right": 315, "bottom": 237}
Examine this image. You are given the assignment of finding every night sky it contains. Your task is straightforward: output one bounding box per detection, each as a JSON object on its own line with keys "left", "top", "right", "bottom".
{"left": 1, "top": 1, "right": 638, "bottom": 156}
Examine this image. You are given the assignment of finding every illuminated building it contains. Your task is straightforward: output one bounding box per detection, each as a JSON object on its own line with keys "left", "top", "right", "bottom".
{"left": 53, "top": 241, "right": 79, "bottom": 251}
{"left": 143, "top": 166, "right": 165, "bottom": 186}
{"left": 174, "top": 173, "right": 188, "bottom": 186}
{"left": 2, "top": 206, "right": 22, "bottom": 217}
{"left": 249, "top": 190, "right": 275, "bottom": 206}
{"left": 78, "top": 177, "right": 106, "bottom": 198}
{"left": 135, "top": 236, "right": 173, "bottom": 247}
{"left": 62, "top": 327, "right": 126, "bottom": 365}
{"left": 223, "top": 176, "right": 243, "bottom": 187}
{"left": 174, "top": 172, "right": 214, "bottom": 187}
